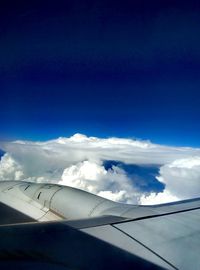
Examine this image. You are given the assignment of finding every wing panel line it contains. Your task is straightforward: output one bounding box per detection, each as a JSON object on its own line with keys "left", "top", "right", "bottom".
{"left": 111, "top": 224, "right": 178, "bottom": 270}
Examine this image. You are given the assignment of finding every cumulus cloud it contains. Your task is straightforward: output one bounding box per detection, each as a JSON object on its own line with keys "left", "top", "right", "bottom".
{"left": 140, "top": 156, "right": 200, "bottom": 204}
{"left": 1, "top": 133, "right": 200, "bottom": 204}
{"left": 0, "top": 153, "right": 25, "bottom": 181}
{"left": 158, "top": 157, "right": 200, "bottom": 198}
{"left": 140, "top": 190, "right": 179, "bottom": 205}
{"left": 60, "top": 160, "right": 139, "bottom": 203}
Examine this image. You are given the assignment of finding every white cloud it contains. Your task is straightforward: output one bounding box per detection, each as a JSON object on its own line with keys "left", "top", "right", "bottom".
{"left": 98, "top": 190, "right": 130, "bottom": 203}
{"left": 0, "top": 153, "right": 25, "bottom": 181}
{"left": 156, "top": 157, "right": 200, "bottom": 199}
{"left": 60, "top": 161, "right": 139, "bottom": 203}
{"left": 140, "top": 190, "right": 178, "bottom": 205}
{"left": 1, "top": 133, "right": 200, "bottom": 204}
{"left": 140, "top": 156, "right": 200, "bottom": 204}
{"left": 2, "top": 133, "right": 200, "bottom": 167}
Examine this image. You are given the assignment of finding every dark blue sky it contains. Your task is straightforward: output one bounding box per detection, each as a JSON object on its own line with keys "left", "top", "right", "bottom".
{"left": 1, "top": 0, "right": 200, "bottom": 146}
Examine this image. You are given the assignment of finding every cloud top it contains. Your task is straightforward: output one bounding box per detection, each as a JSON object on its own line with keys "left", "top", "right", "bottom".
{"left": 1, "top": 133, "right": 200, "bottom": 204}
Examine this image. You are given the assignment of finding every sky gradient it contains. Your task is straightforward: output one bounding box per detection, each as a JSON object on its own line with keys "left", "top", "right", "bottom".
{"left": 1, "top": 0, "right": 200, "bottom": 146}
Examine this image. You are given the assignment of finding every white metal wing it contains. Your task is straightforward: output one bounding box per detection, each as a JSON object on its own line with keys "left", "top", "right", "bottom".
{"left": 0, "top": 181, "right": 200, "bottom": 269}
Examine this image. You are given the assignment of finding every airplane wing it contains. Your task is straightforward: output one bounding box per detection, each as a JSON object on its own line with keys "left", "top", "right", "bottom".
{"left": 0, "top": 181, "right": 200, "bottom": 269}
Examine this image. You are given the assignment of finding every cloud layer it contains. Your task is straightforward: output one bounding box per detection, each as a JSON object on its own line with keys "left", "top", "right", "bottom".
{"left": 1, "top": 133, "right": 200, "bottom": 204}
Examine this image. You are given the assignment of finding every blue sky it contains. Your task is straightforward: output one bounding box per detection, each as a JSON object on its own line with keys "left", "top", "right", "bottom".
{"left": 1, "top": 0, "right": 200, "bottom": 146}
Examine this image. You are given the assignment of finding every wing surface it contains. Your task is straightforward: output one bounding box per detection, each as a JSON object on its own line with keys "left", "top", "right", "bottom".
{"left": 79, "top": 198, "right": 200, "bottom": 270}
{"left": 1, "top": 181, "right": 200, "bottom": 269}
{"left": 0, "top": 220, "right": 164, "bottom": 270}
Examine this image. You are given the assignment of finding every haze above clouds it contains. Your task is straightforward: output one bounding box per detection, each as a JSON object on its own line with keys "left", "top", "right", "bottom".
{"left": 1, "top": 133, "right": 200, "bottom": 205}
